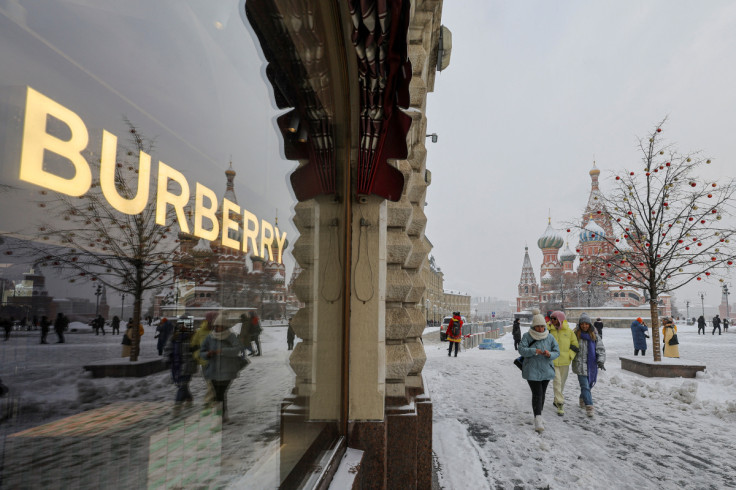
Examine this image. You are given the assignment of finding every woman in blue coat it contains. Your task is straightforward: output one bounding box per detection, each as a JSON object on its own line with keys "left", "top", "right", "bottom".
{"left": 630, "top": 317, "right": 649, "bottom": 356}
{"left": 201, "top": 318, "right": 244, "bottom": 421}
{"left": 519, "top": 309, "right": 560, "bottom": 433}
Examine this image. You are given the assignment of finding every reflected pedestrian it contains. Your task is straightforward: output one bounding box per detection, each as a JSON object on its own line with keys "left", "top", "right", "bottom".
{"left": 287, "top": 319, "right": 295, "bottom": 350}
{"left": 519, "top": 309, "right": 559, "bottom": 433}
{"left": 200, "top": 314, "right": 244, "bottom": 422}
{"left": 39, "top": 315, "right": 50, "bottom": 344}
{"left": 594, "top": 318, "right": 604, "bottom": 338}
{"left": 111, "top": 315, "right": 120, "bottom": 335}
{"left": 248, "top": 311, "right": 262, "bottom": 356}
{"left": 2, "top": 317, "right": 12, "bottom": 341}
{"left": 54, "top": 313, "right": 68, "bottom": 343}
{"left": 156, "top": 317, "right": 174, "bottom": 356}
{"left": 164, "top": 319, "right": 196, "bottom": 415}
{"left": 193, "top": 312, "right": 217, "bottom": 405}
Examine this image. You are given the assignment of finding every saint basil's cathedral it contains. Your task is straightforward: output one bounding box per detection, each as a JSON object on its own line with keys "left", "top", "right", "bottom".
{"left": 516, "top": 164, "right": 672, "bottom": 314}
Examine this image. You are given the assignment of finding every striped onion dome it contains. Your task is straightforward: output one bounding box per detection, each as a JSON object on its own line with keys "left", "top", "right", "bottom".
{"left": 579, "top": 220, "right": 605, "bottom": 243}
{"left": 560, "top": 242, "right": 576, "bottom": 262}
{"left": 537, "top": 223, "right": 564, "bottom": 250}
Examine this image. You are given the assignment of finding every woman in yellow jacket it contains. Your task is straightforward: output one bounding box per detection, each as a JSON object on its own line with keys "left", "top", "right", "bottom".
{"left": 662, "top": 317, "right": 680, "bottom": 358}
{"left": 548, "top": 311, "right": 579, "bottom": 416}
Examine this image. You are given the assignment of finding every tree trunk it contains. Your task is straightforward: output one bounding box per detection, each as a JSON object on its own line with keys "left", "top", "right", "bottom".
{"left": 649, "top": 298, "right": 661, "bottom": 362}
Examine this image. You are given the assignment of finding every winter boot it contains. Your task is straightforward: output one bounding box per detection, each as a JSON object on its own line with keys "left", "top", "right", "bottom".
{"left": 554, "top": 402, "right": 564, "bottom": 416}
{"left": 534, "top": 415, "right": 544, "bottom": 433}
{"left": 586, "top": 405, "right": 594, "bottom": 417}
{"left": 579, "top": 398, "right": 585, "bottom": 409}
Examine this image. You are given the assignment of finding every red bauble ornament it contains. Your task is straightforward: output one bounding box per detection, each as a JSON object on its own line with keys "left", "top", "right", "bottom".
{"left": 678, "top": 240, "right": 683, "bottom": 243}
{"left": 701, "top": 220, "right": 706, "bottom": 224}
{"left": 627, "top": 211, "right": 632, "bottom": 215}
{"left": 597, "top": 210, "right": 602, "bottom": 214}
{"left": 697, "top": 277, "right": 702, "bottom": 281}
{"left": 639, "top": 262, "right": 644, "bottom": 266}
{"left": 616, "top": 176, "right": 621, "bottom": 180}
{"left": 690, "top": 183, "right": 696, "bottom": 187}
{"left": 666, "top": 162, "right": 671, "bottom": 166}
{"left": 708, "top": 194, "right": 713, "bottom": 198}
{"left": 728, "top": 261, "right": 733, "bottom": 265}
{"left": 587, "top": 281, "right": 591, "bottom": 284}
{"left": 663, "top": 202, "right": 668, "bottom": 206}
{"left": 619, "top": 286, "right": 624, "bottom": 289}
{"left": 712, "top": 209, "right": 717, "bottom": 214}
{"left": 567, "top": 229, "right": 571, "bottom": 232}
{"left": 646, "top": 172, "right": 651, "bottom": 176}
{"left": 591, "top": 233, "right": 596, "bottom": 237}
{"left": 657, "top": 128, "right": 662, "bottom": 132}
{"left": 624, "top": 234, "right": 629, "bottom": 238}
{"left": 689, "top": 217, "right": 694, "bottom": 221}
{"left": 686, "top": 247, "right": 690, "bottom": 250}
{"left": 698, "top": 242, "right": 702, "bottom": 246}
{"left": 712, "top": 183, "right": 717, "bottom": 187}
{"left": 630, "top": 172, "right": 635, "bottom": 176}
{"left": 705, "top": 272, "right": 711, "bottom": 276}
{"left": 712, "top": 257, "right": 717, "bottom": 261}
{"left": 617, "top": 218, "right": 621, "bottom": 222}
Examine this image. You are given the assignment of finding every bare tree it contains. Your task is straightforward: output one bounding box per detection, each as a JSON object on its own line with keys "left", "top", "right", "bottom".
{"left": 574, "top": 119, "right": 736, "bottom": 361}
{"left": 10, "top": 121, "right": 178, "bottom": 360}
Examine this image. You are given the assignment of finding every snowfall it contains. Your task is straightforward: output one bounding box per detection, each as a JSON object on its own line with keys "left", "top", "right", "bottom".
{"left": 1, "top": 319, "right": 735, "bottom": 489}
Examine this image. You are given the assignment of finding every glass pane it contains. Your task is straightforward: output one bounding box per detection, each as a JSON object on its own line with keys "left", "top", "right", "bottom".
{"left": 0, "top": 1, "right": 343, "bottom": 487}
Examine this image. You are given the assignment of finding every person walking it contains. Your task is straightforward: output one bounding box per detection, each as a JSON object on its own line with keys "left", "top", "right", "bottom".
{"left": 248, "top": 312, "right": 263, "bottom": 356}
{"left": 156, "top": 317, "right": 174, "bottom": 356}
{"left": 712, "top": 315, "right": 722, "bottom": 335}
{"left": 594, "top": 318, "right": 604, "bottom": 338}
{"left": 724, "top": 318, "right": 729, "bottom": 333}
{"left": 446, "top": 311, "right": 463, "bottom": 357}
{"left": 121, "top": 322, "right": 143, "bottom": 357}
{"left": 287, "top": 319, "right": 295, "bottom": 350}
{"left": 94, "top": 315, "right": 106, "bottom": 335}
{"left": 631, "top": 317, "right": 649, "bottom": 356}
{"left": 39, "top": 315, "right": 51, "bottom": 344}
{"left": 697, "top": 315, "right": 706, "bottom": 335}
{"left": 548, "top": 311, "right": 578, "bottom": 416}
{"left": 662, "top": 318, "right": 680, "bottom": 358}
{"left": 512, "top": 318, "right": 521, "bottom": 351}
{"left": 192, "top": 311, "right": 217, "bottom": 405}
{"left": 519, "top": 309, "right": 559, "bottom": 433}
{"left": 111, "top": 315, "right": 121, "bottom": 335}
{"left": 164, "top": 319, "right": 197, "bottom": 415}
{"left": 2, "top": 317, "right": 11, "bottom": 341}
{"left": 54, "top": 313, "right": 68, "bottom": 343}
{"left": 572, "top": 313, "right": 606, "bottom": 417}
{"left": 200, "top": 315, "right": 244, "bottom": 422}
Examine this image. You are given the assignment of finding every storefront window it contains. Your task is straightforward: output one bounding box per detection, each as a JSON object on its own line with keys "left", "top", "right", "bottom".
{"left": 0, "top": 1, "right": 344, "bottom": 487}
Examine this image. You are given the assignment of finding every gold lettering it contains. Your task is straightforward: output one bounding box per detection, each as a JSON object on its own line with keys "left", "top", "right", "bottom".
{"left": 221, "top": 198, "right": 240, "bottom": 251}
{"left": 260, "top": 219, "right": 275, "bottom": 260}
{"left": 274, "top": 226, "right": 287, "bottom": 264}
{"left": 156, "top": 162, "right": 190, "bottom": 233}
{"left": 242, "top": 209, "right": 260, "bottom": 256}
{"left": 19, "top": 86, "right": 91, "bottom": 196}
{"left": 193, "top": 183, "right": 219, "bottom": 240}
{"left": 100, "top": 130, "right": 151, "bottom": 214}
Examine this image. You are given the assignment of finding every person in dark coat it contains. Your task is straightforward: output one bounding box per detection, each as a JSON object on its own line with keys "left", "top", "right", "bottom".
{"left": 111, "top": 315, "right": 121, "bottom": 335}
{"left": 54, "top": 313, "right": 68, "bottom": 343}
{"left": 697, "top": 315, "right": 706, "bottom": 335}
{"left": 512, "top": 318, "right": 521, "bottom": 351}
{"left": 724, "top": 318, "right": 729, "bottom": 332}
{"left": 164, "top": 320, "right": 197, "bottom": 413}
{"left": 630, "top": 317, "right": 649, "bottom": 356}
{"left": 248, "top": 312, "right": 263, "bottom": 356}
{"left": 94, "top": 315, "right": 106, "bottom": 335}
{"left": 2, "top": 317, "right": 13, "bottom": 341}
{"left": 287, "top": 319, "right": 295, "bottom": 350}
{"left": 712, "top": 315, "right": 722, "bottom": 335}
{"left": 201, "top": 316, "right": 245, "bottom": 421}
{"left": 39, "top": 315, "right": 51, "bottom": 344}
{"left": 593, "top": 318, "right": 604, "bottom": 338}
{"left": 156, "top": 317, "right": 174, "bottom": 356}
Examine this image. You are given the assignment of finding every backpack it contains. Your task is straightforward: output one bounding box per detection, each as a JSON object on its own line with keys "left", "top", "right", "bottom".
{"left": 451, "top": 320, "right": 460, "bottom": 337}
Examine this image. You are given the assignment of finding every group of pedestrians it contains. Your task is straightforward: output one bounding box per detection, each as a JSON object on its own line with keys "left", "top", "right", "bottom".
{"left": 516, "top": 309, "right": 606, "bottom": 433}
{"left": 698, "top": 314, "right": 728, "bottom": 335}
{"left": 161, "top": 311, "right": 265, "bottom": 421}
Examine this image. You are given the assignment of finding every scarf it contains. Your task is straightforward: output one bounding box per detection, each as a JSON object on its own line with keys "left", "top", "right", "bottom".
{"left": 528, "top": 328, "right": 548, "bottom": 341}
{"left": 581, "top": 331, "right": 598, "bottom": 387}
{"left": 211, "top": 329, "right": 231, "bottom": 341}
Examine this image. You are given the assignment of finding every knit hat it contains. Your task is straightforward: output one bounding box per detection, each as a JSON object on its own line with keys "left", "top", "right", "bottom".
{"left": 636, "top": 317, "right": 643, "bottom": 324}
{"left": 531, "top": 309, "right": 547, "bottom": 327}
{"left": 551, "top": 310, "right": 566, "bottom": 323}
{"left": 578, "top": 312, "right": 592, "bottom": 326}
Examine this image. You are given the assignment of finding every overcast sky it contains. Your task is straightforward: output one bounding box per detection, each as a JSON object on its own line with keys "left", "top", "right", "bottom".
{"left": 423, "top": 0, "right": 736, "bottom": 310}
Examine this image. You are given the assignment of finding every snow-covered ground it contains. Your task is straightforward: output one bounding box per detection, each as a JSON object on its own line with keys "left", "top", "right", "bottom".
{"left": 424, "top": 322, "right": 736, "bottom": 489}
{"left": 0, "top": 321, "right": 294, "bottom": 487}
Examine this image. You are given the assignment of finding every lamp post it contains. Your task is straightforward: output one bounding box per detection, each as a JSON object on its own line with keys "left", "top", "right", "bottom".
{"left": 685, "top": 300, "right": 690, "bottom": 320}
{"left": 94, "top": 284, "right": 102, "bottom": 316}
{"left": 120, "top": 293, "right": 125, "bottom": 319}
{"left": 698, "top": 291, "right": 706, "bottom": 317}
{"left": 425, "top": 133, "right": 438, "bottom": 143}
{"left": 425, "top": 299, "right": 430, "bottom": 326}
{"left": 723, "top": 283, "right": 731, "bottom": 320}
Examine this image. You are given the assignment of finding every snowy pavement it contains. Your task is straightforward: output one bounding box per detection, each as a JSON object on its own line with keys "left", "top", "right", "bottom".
{"left": 424, "top": 322, "right": 736, "bottom": 489}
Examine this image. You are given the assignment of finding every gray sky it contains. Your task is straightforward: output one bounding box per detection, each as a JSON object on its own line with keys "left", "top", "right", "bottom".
{"left": 424, "top": 0, "right": 736, "bottom": 309}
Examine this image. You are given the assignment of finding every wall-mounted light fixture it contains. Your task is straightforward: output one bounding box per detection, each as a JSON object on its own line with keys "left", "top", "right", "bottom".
{"left": 426, "top": 133, "right": 438, "bottom": 143}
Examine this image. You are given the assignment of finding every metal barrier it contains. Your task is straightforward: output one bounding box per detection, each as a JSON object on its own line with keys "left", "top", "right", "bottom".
{"left": 461, "top": 321, "right": 512, "bottom": 350}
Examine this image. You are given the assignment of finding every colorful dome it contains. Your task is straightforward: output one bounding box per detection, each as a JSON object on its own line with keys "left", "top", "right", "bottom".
{"left": 579, "top": 220, "right": 605, "bottom": 242}
{"left": 537, "top": 223, "right": 564, "bottom": 250}
{"left": 560, "top": 243, "right": 576, "bottom": 262}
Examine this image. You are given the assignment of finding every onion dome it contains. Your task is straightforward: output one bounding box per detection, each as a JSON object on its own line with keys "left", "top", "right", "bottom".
{"left": 560, "top": 242, "right": 576, "bottom": 262}
{"left": 616, "top": 236, "right": 632, "bottom": 252}
{"left": 579, "top": 220, "right": 605, "bottom": 242}
{"left": 541, "top": 271, "right": 553, "bottom": 285}
{"left": 589, "top": 164, "right": 600, "bottom": 177}
{"left": 537, "top": 222, "right": 564, "bottom": 250}
{"left": 192, "top": 238, "right": 213, "bottom": 254}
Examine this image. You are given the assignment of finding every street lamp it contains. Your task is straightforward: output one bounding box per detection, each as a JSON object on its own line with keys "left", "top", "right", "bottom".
{"left": 685, "top": 300, "right": 690, "bottom": 320}
{"left": 425, "top": 133, "right": 438, "bottom": 143}
{"left": 723, "top": 283, "right": 731, "bottom": 320}
{"left": 425, "top": 299, "right": 430, "bottom": 326}
{"left": 94, "top": 284, "right": 102, "bottom": 316}
{"left": 698, "top": 291, "right": 706, "bottom": 317}
{"left": 120, "top": 293, "right": 125, "bottom": 319}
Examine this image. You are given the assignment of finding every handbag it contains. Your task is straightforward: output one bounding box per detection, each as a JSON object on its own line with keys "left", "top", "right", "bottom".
{"left": 513, "top": 339, "right": 538, "bottom": 370}
{"left": 668, "top": 333, "right": 679, "bottom": 346}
